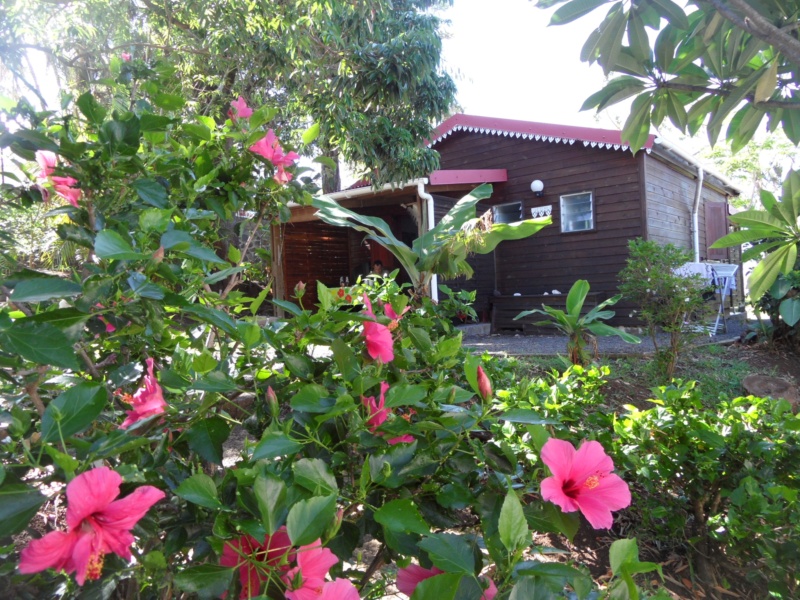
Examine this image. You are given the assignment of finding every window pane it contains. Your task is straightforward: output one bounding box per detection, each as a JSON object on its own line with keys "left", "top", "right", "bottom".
{"left": 560, "top": 192, "right": 593, "bottom": 232}
{"left": 493, "top": 202, "right": 521, "bottom": 224}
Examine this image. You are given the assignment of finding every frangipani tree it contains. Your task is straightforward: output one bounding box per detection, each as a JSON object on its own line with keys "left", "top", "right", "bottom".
{"left": 312, "top": 183, "right": 551, "bottom": 297}
{"left": 711, "top": 169, "right": 800, "bottom": 302}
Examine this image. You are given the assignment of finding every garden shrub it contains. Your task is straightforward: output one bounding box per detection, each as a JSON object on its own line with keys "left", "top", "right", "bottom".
{"left": 618, "top": 239, "right": 711, "bottom": 381}
{"left": 613, "top": 381, "right": 800, "bottom": 595}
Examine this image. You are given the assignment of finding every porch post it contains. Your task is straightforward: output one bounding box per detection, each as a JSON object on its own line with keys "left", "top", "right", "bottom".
{"left": 417, "top": 180, "right": 437, "bottom": 302}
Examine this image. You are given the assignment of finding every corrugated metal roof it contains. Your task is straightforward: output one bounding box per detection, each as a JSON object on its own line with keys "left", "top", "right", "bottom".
{"left": 428, "top": 113, "right": 656, "bottom": 153}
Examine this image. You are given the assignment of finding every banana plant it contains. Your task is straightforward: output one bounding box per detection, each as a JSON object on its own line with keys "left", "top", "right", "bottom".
{"left": 312, "top": 183, "right": 550, "bottom": 297}
{"left": 711, "top": 169, "right": 800, "bottom": 302}
{"left": 515, "top": 279, "right": 640, "bottom": 365}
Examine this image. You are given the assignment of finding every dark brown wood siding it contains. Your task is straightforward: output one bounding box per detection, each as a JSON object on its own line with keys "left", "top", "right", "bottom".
{"left": 281, "top": 221, "right": 350, "bottom": 308}
{"left": 435, "top": 131, "right": 646, "bottom": 324}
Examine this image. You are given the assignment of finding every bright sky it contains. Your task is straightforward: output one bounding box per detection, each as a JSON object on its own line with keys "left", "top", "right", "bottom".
{"left": 440, "top": 0, "right": 629, "bottom": 130}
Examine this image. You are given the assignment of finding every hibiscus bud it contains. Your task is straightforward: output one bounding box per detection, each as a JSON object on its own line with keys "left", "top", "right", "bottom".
{"left": 323, "top": 508, "right": 344, "bottom": 541}
{"left": 267, "top": 386, "right": 280, "bottom": 419}
{"left": 152, "top": 246, "right": 164, "bottom": 263}
{"left": 477, "top": 366, "right": 492, "bottom": 401}
{"left": 293, "top": 281, "right": 306, "bottom": 299}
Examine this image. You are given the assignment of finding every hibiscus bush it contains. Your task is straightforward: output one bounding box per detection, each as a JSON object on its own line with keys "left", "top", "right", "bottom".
{"left": 0, "top": 63, "right": 659, "bottom": 600}
{"left": 612, "top": 381, "right": 800, "bottom": 595}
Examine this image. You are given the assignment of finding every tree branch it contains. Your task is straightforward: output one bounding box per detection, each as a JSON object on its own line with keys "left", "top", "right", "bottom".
{"left": 705, "top": 0, "right": 800, "bottom": 68}
{"left": 656, "top": 79, "right": 800, "bottom": 109}
{"left": 138, "top": 0, "right": 198, "bottom": 36}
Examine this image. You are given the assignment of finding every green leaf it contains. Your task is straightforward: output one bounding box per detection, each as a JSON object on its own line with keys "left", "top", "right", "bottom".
{"left": 132, "top": 179, "right": 168, "bottom": 208}
{"left": 140, "top": 114, "right": 175, "bottom": 131}
{"left": 186, "top": 416, "right": 230, "bottom": 464}
{"left": 9, "top": 278, "right": 81, "bottom": 302}
{"left": 411, "top": 573, "right": 483, "bottom": 600}
{"left": 302, "top": 123, "right": 320, "bottom": 145}
{"left": 609, "top": 538, "right": 639, "bottom": 576}
{"left": 95, "top": 230, "right": 146, "bottom": 260}
{"left": 290, "top": 383, "right": 332, "bottom": 412}
{"left": 550, "top": 0, "right": 609, "bottom": 26}
{"left": 254, "top": 474, "right": 288, "bottom": 534}
{"left": 249, "top": 106, "right": 278, "bottom": 129}
{"left": 331, "top": 337, "right": 360, "bottom": 381}
{"left": 181, "top": 304, "right": 238, "bottom": 335}
{"left": 175, "top": 473, "right": 222, "bottom": 509}
{"left": 286, "top": 494, "right": 336, "bottom": 546}
{"left": 152, "top": 93, "right": 186, "bottom": 111}
{"left": 0, "top": 321, "right": 80, "bottom": 369}
{"left": 313, "top": 156, "right": 338, "bottom": 170}
{"left": 508, "top": 576, "right": 555, "bottom": 600}
{"left": 18, "top": 309, "right": 89, "bottom": 342}
{"left": 41, "top": 383, "right": 107, "bottom": 442}
{"left": 779, "top": 298, "right": 800, "bottom": 327}
{"left": 76, "top": 92, "right": 107, "bottom": 124}
{"left": 293, "top": 458, "right": 338, "bottom": 496}
{"left": 384, "top": 384, "right": 427, "bottom": 408}
{"left": 418, "top": 533, "right": 476, "bottom": 574}
{"left": 621, "top": 92, "right": 653, "bottom": 152}
{"left": 183, "top": 123, "right": 211, "bottom": 142}
{"left": 649, "top": 0, "right": 689, "bottom": 29}
{"left": 748, "top": 244, "right": 797, "bottom": 301}
{"left": 252, "top": 431, "right": 304, "bottom": 460}
{"left": 499, "top": 490, "right": 529, "bottom": 552}
{"left": 374, "top": 498, "right": 430, "bottom": 535}
{"left": 0, "top": 482, "right": 46, "bottom": 537}
{"left": 174, "top": 565, "right": 234, "bottom": 600}
{"left": 566, "top": 279, "right": 589, "bottom": 318}
{"left": 500, "top": 409, "right": 559, "bottom": 425}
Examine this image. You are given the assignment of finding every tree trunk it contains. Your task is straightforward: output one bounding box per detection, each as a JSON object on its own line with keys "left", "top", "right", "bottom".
{"left": 320, "top": 147, "right": 341, "bottom": 194}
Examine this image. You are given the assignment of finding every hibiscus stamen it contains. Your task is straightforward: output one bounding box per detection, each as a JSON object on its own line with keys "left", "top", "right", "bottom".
{"left": 584, "top": 475, "right": 601, "bottom": 489}
{"left": 85, "top": 553, "right": 104, "bottom": 581}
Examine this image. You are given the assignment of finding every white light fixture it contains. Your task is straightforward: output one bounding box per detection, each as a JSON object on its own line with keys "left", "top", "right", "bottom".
{"left": 530, "top": 179, "right": 544, "bottom": 197}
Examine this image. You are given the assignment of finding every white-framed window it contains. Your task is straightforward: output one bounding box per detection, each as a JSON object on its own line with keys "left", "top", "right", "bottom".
{"left": 560, "top": 192, "right": 594, "bottom": 233}
{"left": 493, "top": 201, "right": 522, "bottom": 224}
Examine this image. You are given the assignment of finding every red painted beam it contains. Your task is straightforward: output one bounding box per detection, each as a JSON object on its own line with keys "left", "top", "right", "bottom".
{"left": 429, "top": 169, "right": 508, "bottom": 185}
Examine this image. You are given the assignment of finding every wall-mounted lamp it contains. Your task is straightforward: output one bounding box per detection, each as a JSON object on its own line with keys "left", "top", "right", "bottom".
{"left": 530, "top": 179, "right": 544, "bottom": 197}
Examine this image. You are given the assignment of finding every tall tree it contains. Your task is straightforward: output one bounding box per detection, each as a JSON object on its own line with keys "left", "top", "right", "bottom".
{"left": 0, "top": 0, "right": 457, "bottom": 191}
{"left": 538, "top": 0, "right": 800, "bottom": 152}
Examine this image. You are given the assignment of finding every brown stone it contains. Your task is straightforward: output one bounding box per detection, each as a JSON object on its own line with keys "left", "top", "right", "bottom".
{"left": 742, "top": 374, "right": 799, "bottom": 406}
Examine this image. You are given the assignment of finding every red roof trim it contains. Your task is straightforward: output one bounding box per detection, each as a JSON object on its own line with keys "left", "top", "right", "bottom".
{"left": 429, "top": 114, "right": 655, "bottom": 152}
{"left": 429, "top": 169, "right": 508, "bottom": 185}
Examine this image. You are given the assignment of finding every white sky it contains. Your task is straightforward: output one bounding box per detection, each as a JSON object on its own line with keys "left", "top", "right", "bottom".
{"left": 440, "top": 0, "right": 630, "bottom": 130}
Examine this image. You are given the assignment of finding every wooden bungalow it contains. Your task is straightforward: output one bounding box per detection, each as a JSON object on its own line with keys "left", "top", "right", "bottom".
{"left": 272, "top": 114, "right": 742, "bottom": 330}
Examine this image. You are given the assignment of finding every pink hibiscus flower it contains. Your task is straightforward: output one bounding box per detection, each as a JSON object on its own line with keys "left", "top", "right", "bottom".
{"left": 362, "top": 382, "right": 413, "bottom": 445}
{"left": 282, "top": 540, "right": 338, "bottom": 600}
{"left": 51, "top": 175, "right": 81, "bottom": 207}
{"left": 248, "top": 129, "right": 300, "bottom": 184}
{"left": 320, "top": 578, "right": 360, "bottom": 599}
{"left": 396, "top": 564, "right": 443, "bottom": 596}
{"left": 121, "top": 52, "right": 131, "bottom": 62}
{"left": 35, "top": 150, "right": 57, "bottom": 179}
{"left": 229, "top": 96, "right": 253, "bottom": 121}
{"left": 220, "top": 527, "right": 293, "bottom": 599}
{"left": 119, "top": 357, "right": 167, "bottom": 429}
{"left": 18, "top": 467, "right": 164, "bottom": 585}
{"left": 540, "top": 437, "right": 631, "bottom": 529}
{"left": 361, "top": 294, "right": 394, "bottom": 363}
